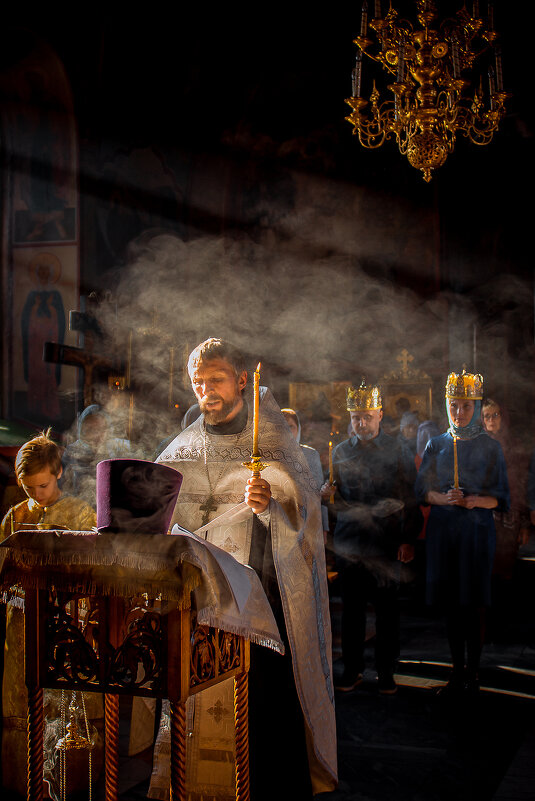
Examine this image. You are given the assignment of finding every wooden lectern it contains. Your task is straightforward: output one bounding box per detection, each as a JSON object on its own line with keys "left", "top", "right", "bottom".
{"left": 1, "top": 532, "right": 251, "bottom": 801}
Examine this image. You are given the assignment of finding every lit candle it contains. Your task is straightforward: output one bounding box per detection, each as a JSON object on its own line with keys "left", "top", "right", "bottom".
{"left": 253, "top": 362, "right": 261, "bottom": 456}
{"left": 329, "top": 440, "right": 334, "bottom": 504}
{"left": 453, "top": 436, "right": 459, "bottom": 489}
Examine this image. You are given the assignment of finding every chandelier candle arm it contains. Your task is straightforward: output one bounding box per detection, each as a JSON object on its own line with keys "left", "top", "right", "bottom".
{"left": 353, "top": 51, "right": 363, "bottom": 98}
{"left": 361, "top": 0, "right": 368, "bottom": 37}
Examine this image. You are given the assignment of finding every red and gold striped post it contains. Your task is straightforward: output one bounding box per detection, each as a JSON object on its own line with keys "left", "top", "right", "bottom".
{"left": 169, "top": 701, "right": 187, "bottom": 801}
{"left": 27, "top": 686, "right": 44, "bottom": 801}
{"left": 234, "top": 671, "right": 250, "bottom": 801}
{"left": 104, "top": 693, "right": 120, "bottom": 801}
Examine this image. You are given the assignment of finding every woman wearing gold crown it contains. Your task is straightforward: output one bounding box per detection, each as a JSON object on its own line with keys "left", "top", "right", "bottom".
{"left": 415, "top": 370, "right": 510, "bottom": 696}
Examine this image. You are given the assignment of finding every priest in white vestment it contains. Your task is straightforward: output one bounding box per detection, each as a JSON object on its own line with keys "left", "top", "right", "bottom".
{"left": 154, "top": 338, "right": 337, "bottom": 800}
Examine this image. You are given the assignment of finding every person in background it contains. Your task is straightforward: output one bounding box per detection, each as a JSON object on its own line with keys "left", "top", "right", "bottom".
{"left": 415, "top": 420, "right": 441, "bottom": 535}
{"left": 415, "top": 371, "right": 509, "bottom": 697}
{"left": 62, "top": 404, "right": 132, "bottom": 506}
{"left": 321, "top": 382, "right": 420, "bottom": 695}
{"left": 411, "top": 420, "right": 441, "bottom": 601}
{"left": 380, "top": 414, "right": 398, "bottom": 437}
{"left": 415, "top": 421, "right": 441, "bottom": 471}
{"left": 398, "top": 411, "right": 420, "bottom": 456}
{"left": 481, "top": 397, "right": 530, "bottom": 639}
{"left": 282, "top": 408, "right": 329, "bottom": 543}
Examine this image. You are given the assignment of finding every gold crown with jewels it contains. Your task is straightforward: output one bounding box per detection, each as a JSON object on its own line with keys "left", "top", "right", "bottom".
{"left": 445, "top": 369, "right": 483, "bottom": 400}
{"left": 346, "top": 381, "right": 382, "bottom": 411}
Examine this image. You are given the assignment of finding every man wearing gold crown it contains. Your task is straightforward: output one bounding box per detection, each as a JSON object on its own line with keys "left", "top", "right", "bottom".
{"left": 151, "top": 338, "right": 337, "bottom": 801}
{"left": 415, "top": 370, "right": 509, "bottom": 696}
{"left": 321, "top": 382, "right": 421, "bottom": 695}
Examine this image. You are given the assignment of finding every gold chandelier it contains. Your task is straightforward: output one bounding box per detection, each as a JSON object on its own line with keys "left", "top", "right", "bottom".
{"left": 345, "top": 0, "right": 510, "bottom": 181}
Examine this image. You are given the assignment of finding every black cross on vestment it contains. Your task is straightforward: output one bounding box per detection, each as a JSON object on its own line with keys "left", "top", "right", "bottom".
{"left": 200, "top": 497, "right": 218, "bottom": 526}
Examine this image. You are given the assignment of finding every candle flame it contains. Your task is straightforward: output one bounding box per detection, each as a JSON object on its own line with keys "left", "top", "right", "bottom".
{"left": 256, "top": 362, "right": 261, "bottom": 373}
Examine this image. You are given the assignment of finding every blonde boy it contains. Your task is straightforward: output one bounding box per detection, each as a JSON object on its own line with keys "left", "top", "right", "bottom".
{"left": 1, "top": 429, "right": 96, "bottom": 538}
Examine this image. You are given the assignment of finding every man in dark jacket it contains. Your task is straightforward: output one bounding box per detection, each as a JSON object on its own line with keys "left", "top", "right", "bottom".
{"left": 322, "top": 382, "right": 421, "bottom": 694}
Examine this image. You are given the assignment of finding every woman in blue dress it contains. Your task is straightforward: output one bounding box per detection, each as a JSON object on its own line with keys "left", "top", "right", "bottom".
{"left": 415, "top": 370, "right": 510, "bottom": 695}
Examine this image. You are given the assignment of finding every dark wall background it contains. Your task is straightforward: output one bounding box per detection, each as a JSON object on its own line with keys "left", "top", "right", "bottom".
{"left": 1, "top": 2, "right": 533, "bottom": 446}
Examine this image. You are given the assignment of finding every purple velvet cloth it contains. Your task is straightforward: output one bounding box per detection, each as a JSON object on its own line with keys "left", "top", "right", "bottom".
{"left": 96, "top": 459, "right": 182, "bottom": 534}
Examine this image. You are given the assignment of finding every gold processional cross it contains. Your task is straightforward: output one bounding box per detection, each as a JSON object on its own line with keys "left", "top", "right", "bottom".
{"left": 396, "top": 348, "right": 414, "bottom": 378}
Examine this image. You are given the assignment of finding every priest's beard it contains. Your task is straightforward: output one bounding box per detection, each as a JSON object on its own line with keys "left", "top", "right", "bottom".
{"left": 200, "top": 394, "right": 242, "bottom": 425}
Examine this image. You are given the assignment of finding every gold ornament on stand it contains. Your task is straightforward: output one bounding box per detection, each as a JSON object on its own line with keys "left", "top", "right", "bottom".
{"left": 55, "top": 691, "right": 94, "bottom": 801}
{"left": 345, "top": 0, "right": 510, "bottom": 181}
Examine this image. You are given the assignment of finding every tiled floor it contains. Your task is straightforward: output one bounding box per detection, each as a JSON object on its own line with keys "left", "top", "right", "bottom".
{"left": 322, "top": 557, "right": 535, "bottom": 801}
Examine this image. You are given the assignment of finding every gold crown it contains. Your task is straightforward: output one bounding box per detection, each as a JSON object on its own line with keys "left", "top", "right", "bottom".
{"left": 445, "top": 370, "right": 483, "bottom": 400}
{"left": 346, "top": 381, "right": 382, "bottom": 411}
